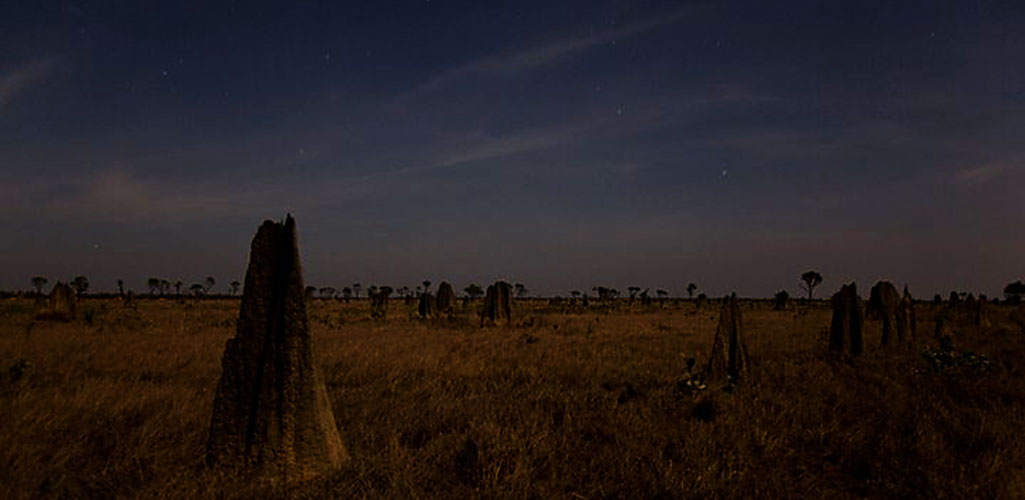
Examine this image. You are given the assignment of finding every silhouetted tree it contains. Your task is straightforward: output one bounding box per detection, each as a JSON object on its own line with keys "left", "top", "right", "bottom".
{"left": 1004, "top": 280, "right": 1025, "bottom": 304}
{"left": 352, "top": 283, "right": 362, "bottom": 299}
{"left": 639, "top": 288, "right": 651, "bottom": 306}
{"left": 70, "top": 276, "right": 89, "bottom": 298}
{"left": 147, "top": 277, "right": 161, "bottom": 297}
{"left": 116, "top": 279, "right": 125, "bottom": 297}
{"left": 174, "top": 280, "right": 183, "bottom": 298}
{"left": 686, "top": 283, "right": 697, "bottom": 299}
{"left": 464, "top": 283, "right": 484, "bottom": 300}
{"left": 204, "top": 276, "right": 216, "bottom": 294}
{"left": 160, "top": 279, "right": 171, "bottom": 296}
{"left": 514, "top": 283, "right": 528, "bottom": 298}
{"left": 31, "top": 276, "right": 48, "bottom": 295}
{"left": 422, "top": 280, "right": 431, "bottom": 292}
{"left": 800, "top": 271, "right": 823, "bottom": 300}
{"left": 593, "top": 286, "right": 618, "bottom": 301}
{"left": 341, "top": 287, "right": 353, "bottom": 303}
{"left": 627, "top": 286, "right": 640, "bottom": 302}
{"left": 229, "top": 280, "right": 241, "bottom": 296}
{"left": 189, "top": 283, "right": 205, "bottom": 296}
{"left": 319, "top": 286, "right": 336, "bottom": 299}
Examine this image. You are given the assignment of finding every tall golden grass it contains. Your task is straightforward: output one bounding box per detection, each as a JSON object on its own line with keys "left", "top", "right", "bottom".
{"left": 1, "top": 297, "right": 1023, "bottom": 498}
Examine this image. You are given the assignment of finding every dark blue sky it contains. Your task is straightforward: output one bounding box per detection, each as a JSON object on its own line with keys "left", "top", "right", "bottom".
{"left": 2, "top": 1, "right": 1024, "bottom": 297}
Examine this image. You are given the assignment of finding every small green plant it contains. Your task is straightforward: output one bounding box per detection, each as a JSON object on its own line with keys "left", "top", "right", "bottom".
{"left": 921, "top": 336, "right": 992, "bottom": 373}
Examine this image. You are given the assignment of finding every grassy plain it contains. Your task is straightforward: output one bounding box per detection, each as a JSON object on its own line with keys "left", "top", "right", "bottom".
{"left": 1, "top": 296, "right": 1024, "bottom": 499}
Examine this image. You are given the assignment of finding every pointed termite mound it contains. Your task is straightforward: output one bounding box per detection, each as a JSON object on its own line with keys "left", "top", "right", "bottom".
{"left": 35, "top": 282, "right": 77, "bottom": 321}
{"left": 902, "top": 286, "right": 916, "bottom": 338}
{"left": 830, "top": 283, "right": 864, "bottom": 357}
{"left": 480, "top": 281, "right": 512, "bottom": 327}
{"left": 206, "top": 215, "right": 347, "bottom": 480}
{"left": 704, "top": 294, "right": 749, "bottom": 382}
{"left": 436, "top": 281, "right": 456, "bottom": 314}
{"left": 976, "top": 295, "right": 991, "bottom": 328}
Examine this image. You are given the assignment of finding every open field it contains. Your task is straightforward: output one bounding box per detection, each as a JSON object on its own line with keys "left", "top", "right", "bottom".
{"left": 2, "top": 297, "right": 1025, "bottom": 499}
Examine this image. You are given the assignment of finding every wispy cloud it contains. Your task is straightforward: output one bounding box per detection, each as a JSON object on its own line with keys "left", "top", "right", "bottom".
{"left": 392, "top": 5, "right": 706, "bottom": 105}
{"left": 953, "top": 163, "right": 1009, "bottom": 186}
{"left": 36, "top": 170, "right": 255, "bottom": 224}
{"left": 0, "top": 58, "right": 58, "bottom": 111}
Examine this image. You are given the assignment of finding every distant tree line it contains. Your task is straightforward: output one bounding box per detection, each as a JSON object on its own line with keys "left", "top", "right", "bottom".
{"left": 14, "top": 273, "right": 1025, "bottom": 304}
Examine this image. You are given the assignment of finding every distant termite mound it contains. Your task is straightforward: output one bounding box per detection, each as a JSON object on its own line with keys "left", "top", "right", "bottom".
{"left": 206, "top": 215, "right": 347, "bottom": 480}
{"left": 436, "top": 281, "right": 456, "bottom": 314}
{"left": 868, "top": 281, "right": 910, "bottom": 345}
{"left": 370, "top": 286, "right": 392, "bottom": 319}
{"left": 830, "top": 283, "right": 863, "bottom": 357}
{"left": 417, "top": 293, "right": 436, "bottom": 319}
{"left": 480, "top": 281, "right": 512, "bottom": 327}
{"left": 704, "top": 294, "right": 749, "bottom": 382}
{"left": 773, "top": 290, "right": 789, "bottom": 311}
{"left": 902, "top": 286, "right": 916, "bottom": 338}
{"left": 35, "top": 282, "right": 77, "bottom": 322}
{"left": 976, "top": 295, "right": 991, "bottom": 328}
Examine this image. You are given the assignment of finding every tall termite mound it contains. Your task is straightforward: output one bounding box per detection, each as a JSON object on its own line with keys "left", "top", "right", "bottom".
{"left": 436, "top": 281, "right": 456, "bottom": 313}
{"left": 704, "top": 294, "right": 749, "bottom": 381}
{"left": 976, "top": 294, "right": 991, "bottom": 328}
{"left": 902, "top": 286, "right": 916, "bottom": 338}
{"left": 206, "top": 215, "right": 347, "bottom": 479}
{"left": 868, "top": 281, "right": 911, "bottom": 345}
{"left": 830, "top": 283, "right": 864, "bottom": 357}
{"left": 369, "top": 286, "right": 392, "bottom": 319}
{"left": 417, "top": 293, "right": 436, "bottom": 319}
{"left": 480, "top": 281, "right": 512, "bottom": 327}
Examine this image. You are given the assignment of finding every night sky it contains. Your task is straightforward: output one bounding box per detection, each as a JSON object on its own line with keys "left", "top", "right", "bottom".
{"left": 3, "top": 1, "right": 1024, "bottom": 298}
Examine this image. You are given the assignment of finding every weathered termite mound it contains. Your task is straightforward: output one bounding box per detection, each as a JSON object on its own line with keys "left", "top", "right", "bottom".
{"left": 976, "top": 295, "right": 991, "bottom": 328}
{"left": 35, "top": 282, "right": 77, "bottom": 321}
{"left": 436, "top": 282, "right": 456, "bottom": 313}
{"left": 480, "top": 281, "right": 512, "bottom": 327}
{"left": 868, "top": 281, "right": 910, "bottom": 345}
{"left": 704, "top": 294, "right": 749, "bottom": 382}
{"left": 773, "top": 290, "right": 789, "bottom": 311}
{"left": 417, "top": 293, "right": 436, "bottom": 319}
{"left": 902, "top": 286, "right": 916, "bottom": 338}
{"left": 830, "top": 283, "right": 863, "bottom": 357}
{"left": 206, "top": 215, "right": 347, "bottom": 480}
{"left": 370, "top": 286, "right": 392, "bottom": 319}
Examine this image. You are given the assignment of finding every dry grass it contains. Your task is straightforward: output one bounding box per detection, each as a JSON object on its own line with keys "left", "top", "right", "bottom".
{"left": 2, "top": 297, "right": 1024, "bottom": 499}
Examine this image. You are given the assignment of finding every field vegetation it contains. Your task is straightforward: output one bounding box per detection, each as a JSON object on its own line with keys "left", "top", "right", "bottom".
{"left": 2, "top": 296, "right": 1024, "bottom": 498}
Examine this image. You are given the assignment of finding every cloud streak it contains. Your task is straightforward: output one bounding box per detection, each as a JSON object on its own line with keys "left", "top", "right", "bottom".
{"left": 392, "top": 5, "right": 706, "bottom": 105}
{"left": 0, "top": 58, "right": 58, "bottom": 111}
{"left": 953, "top": 163, "right": 1009, "bottom": 186}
